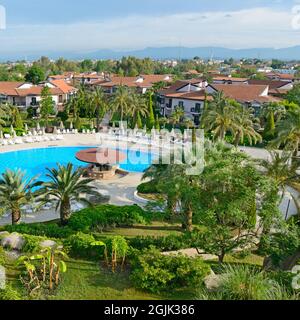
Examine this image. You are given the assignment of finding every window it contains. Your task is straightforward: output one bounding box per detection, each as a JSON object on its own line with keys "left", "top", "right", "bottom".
{"left": 195, "top": 103, "right": 202, "bottom": 113}
{"left": 178, "top": 101, "right": 184, "bottom": 110}
{"left": 31, "top": 97, "right": 37, "bottom": 106}
{"left": 59, "top": 95, "right": 63, "bottom": 103}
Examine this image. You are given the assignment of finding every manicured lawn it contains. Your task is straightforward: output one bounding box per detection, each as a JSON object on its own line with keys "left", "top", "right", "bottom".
{"left": 93, "top": 221, "right": 183, "bottom": 239}
{"left": 5, "top": 258, "right": 195, "bottom": 301}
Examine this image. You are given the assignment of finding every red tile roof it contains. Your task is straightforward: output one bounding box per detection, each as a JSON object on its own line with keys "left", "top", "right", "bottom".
{"left": 210, "top": 84, "right": 280, "bottom": 103}
{"left": 94, "top": 74, "right": 172, "bottom": 89}
{"left": 0, "top": 81, "right": 76, "bottom": 97}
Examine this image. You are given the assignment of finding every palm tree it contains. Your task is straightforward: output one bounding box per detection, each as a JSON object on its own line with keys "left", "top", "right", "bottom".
{"left": 169, "top": 108, "right": 185, "bottom": 128}
{"left": 262, "top": 102, "right": 286, "bottom": 138}
{"left": 110, "top": 86, "right": 131, "bottom": 122}
{"left": 271, "top": 109, "right": 300, "bottom": 156}
{"left": 0, "top": 169, "right": 41, "bottom": 225}
{"left": 234, "top": 107, "right": 262, "bottom": 147}
{"left": 259, "top": 150, "right": 300, "bottom": 214}
{"left": 259, "top": 151, "right": 299, "bottom": 195}
{"left": 92, "top": 87, "right": 107, "bottom": 131}
{"left": 201, "top": 92, "right": 238, "bottom": 141}
{"left": 38, "top": 163, "right": 99, "bottom": 225}
{"left": 128, "top": 93, "right": 149, "bottom": 128}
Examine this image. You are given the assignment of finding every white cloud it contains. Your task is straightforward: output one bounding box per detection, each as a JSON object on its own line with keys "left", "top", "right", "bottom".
{"left": 0, "top": 6, "right": 298, "bottom": 53}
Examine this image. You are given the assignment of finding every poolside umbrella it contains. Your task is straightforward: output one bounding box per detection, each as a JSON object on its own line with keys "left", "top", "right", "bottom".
{"left": 13, "top": 130, "right": 17, "bottom": 139}
{"left": 60, "top": 121, "right": 64, "bottom": 130}
{"left": 36, "top": 122, "right": 41, "bottom": 131}
{"left": 70, "top": 121, "right": 73, "bottom": 130}
{"left": 24, "top": 123, "right": 28, "bottom": 133}
{"left": 10, "top": 125, "right": 14, "bottom": 135}
{"left": 0, "top": 131, "right": 3, "bottom": 139}
{"left": 53, "top": 126, "right": 58, "bottom": 134}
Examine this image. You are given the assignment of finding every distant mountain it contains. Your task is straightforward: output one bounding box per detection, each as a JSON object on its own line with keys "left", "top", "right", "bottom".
{"left": 1, "top": 46, "right": 300, "bottom": 61}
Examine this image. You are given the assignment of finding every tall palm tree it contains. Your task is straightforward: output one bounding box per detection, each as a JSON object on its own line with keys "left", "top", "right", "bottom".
{"left": 38, "top": 163, "right": 99, "bottom": 225}
{"left": 128, "top": 93, "right": 149, "bottom": 128}
{"left": 271, "top": 109, "right": 300, "bottom": 156}
{"left": 92, "top": 87, "right": 107, "bottom": 131}
{"left": 201, "top": 92, "right": 238, "bottom": 141}
{"left": 0, "top": 169, "right": 41, "bottom": 225}
{"left": 234, "top": 106, "right": 262, "bottom": 147}
{"left": 110, "top": 86, "right": 131, "bottom": 122}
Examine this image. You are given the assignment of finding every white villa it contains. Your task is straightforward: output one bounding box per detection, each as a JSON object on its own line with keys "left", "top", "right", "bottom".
{"left": 157, "top": 79, "right": 281, "bottom": 125}
{"left": 0, "top": 80, "right": 77, "bottom": 113}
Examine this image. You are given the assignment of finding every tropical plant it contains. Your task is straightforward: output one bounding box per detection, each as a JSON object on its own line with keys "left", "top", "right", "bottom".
{"left": 201, "top": 92, "right": 238, "bottom": 141}
{"left": 17, "top": 245, "right": 67, "bottom": 294}
{"left": 38, "top": 163, "right": 99, "bottom": 225}
{"left": 234, "top": 106, "right": 262, "bottom": 147}
{"left": 110, "top": 86, "right": 131, "bottom": 122}
{"left": 259, "top": 150, "right": 299, "bottom": 200}
{"left": 169, "top": 108, "right": 185, "bottom": 128}
{"left": 92, "top": 87, "right": 107, "bottom": 131}
{"left": 0, "top": 169, "right": 41, "bottom": 225}
{"left": 271, "top": 109, "right": 300, "bottom": 156}
{"left": 262, "top": 102, "right": 286, "bottom": 139}
{"left": 128, "top": 93, "right": 149, "bottom": 128}
{"left": 105, "top": 236, "right": 129, "bottom": 272}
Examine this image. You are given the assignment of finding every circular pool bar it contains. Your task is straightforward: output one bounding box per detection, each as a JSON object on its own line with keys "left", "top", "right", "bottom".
{"left": 0, "top": 146, "right": 155, "bottom": 181}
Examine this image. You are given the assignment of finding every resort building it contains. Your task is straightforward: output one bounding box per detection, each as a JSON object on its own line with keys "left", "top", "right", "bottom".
{"left": 212, "top": 76, "right": 249, "bottom": 85}
{"left": 92, "top": 74, "right": 173, "bottom": 94}
{"left": 48, "top": 72, "right": 104, "bottom": 86}
{"left": 158, "top": 80, "right": 281, "bottom": 124}
{"left": 248, "top": 79, "right": 293, "bottom": 97}
{"left": 157, "top": 79, "right": 208, "bottom": 125}
{"left": 0, "top": 80, "right": 77, "bottom": 113}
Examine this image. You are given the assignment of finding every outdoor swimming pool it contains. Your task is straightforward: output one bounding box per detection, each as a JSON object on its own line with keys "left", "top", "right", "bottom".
{"left": 0, "top": 146, "right": 155, "bottom": 181}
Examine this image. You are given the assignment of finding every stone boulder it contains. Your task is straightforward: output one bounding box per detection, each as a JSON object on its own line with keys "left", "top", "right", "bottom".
{"left": 204, "top": 271, "right": 223, "bottom": 292}
{"left": 1, "top": 233, "right": 25, "bottom": 251}
{"left": 39, "top": 240, "right": 58, "bottom": 249}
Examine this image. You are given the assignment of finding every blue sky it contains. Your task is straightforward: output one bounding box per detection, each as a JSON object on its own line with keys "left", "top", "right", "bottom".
{"left": 0, "top": 0, "right": 299, "bottom": 54}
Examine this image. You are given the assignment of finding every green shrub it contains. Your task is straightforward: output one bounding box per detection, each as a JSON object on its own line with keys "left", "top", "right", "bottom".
{"left": 65, "top": 232, "right": 102, "bottom": 259}
{"left": 129, "top": 234, "right": 192, "bottom": 251}
{"left": 5, "top": 223, "right": 73, "bottom": 239}
{"left": 0, "top": 285, "right": 21, "bottom": 301}
{"left": 130, "top": 247, "right": 210, "bottom": 293}
{"left": 137, "top": 181, "right": 159, "bottom": 194}
{"left": 22, "top": 234, "right": 47, "bottom": 253}
{"left": 68, "top": 205, "right": 151, "bottom": 232}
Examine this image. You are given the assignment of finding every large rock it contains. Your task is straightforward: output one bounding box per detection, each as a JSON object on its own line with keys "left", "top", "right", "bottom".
{"left": 1, "top": 233, "right": 25, "bottom": 251}
{"left": 39, "top": 240, "right": 58, "bottom": 249}
{"left": 204, "top": 271, "right": 223, "bottom": 292}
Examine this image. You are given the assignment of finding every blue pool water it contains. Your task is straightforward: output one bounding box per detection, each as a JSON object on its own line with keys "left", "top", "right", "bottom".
{"left": 0, "top": 146, "right": 154, "bottom": 181}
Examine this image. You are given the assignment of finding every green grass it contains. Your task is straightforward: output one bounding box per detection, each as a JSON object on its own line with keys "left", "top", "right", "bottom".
{"left": 93, "top": 221, "right": 183, "bottom": 239}
{"left": 5, "top": 258, "right": 195, "bottom": 301}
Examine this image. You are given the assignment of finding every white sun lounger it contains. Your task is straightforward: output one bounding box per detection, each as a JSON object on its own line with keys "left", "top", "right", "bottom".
{"left": 56, "top": 135, "right": 64, "bottom": 141}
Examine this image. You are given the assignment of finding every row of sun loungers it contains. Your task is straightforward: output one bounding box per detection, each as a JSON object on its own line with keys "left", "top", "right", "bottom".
{"left": 0, "top": 134, "right": 64, "bottom": 146}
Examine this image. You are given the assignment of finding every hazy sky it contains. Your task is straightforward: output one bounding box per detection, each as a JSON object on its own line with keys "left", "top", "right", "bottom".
{"left": 0, "top": 0, "right": 299, "bottom": 54}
